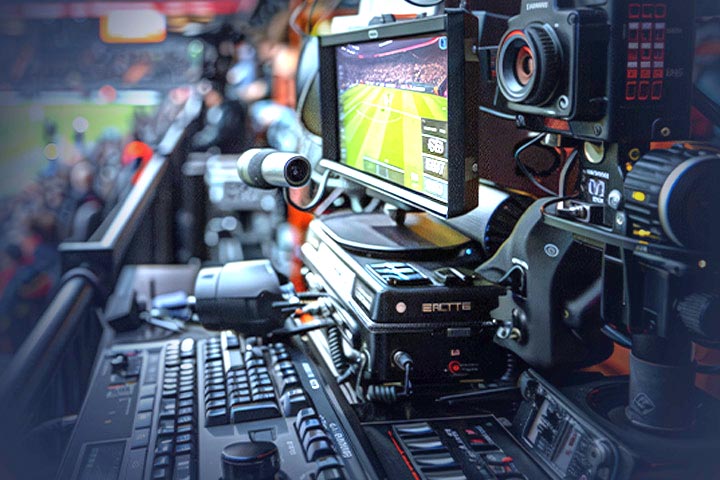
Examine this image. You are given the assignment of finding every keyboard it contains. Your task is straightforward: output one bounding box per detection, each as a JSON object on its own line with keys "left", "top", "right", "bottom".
{"left": 57, "top": 332, "right": 375, "bottom": 480}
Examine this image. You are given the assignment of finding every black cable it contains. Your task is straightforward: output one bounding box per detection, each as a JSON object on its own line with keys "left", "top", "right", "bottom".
{"left": 514, "top": 135, "right": 558, "bottom": 196}
{"left": 326, "top": 325, "right": 349, "bottom": 376}
{"left": 283, "top": 169, "right": 332, "bottom": 212}
{"left": 558, "top": 149, "right": 579, "bottom": 197}
{"left": 366, "top": 384, "right": 398, "bottom": 403}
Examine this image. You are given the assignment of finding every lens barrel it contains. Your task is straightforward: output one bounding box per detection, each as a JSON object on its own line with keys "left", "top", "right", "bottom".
{"left": 497, "top": 24, "right": 562, "bottom": 107}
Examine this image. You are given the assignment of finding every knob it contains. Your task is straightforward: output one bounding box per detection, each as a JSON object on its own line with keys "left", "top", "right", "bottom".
{"left": 110, "top": 354, "right": 128, "bottom": 374}
{"left": 221, "top": 441, "right": 280, "bottom": 480}
{"left": 587, "top": 440, "right": 610, "bottom": 467}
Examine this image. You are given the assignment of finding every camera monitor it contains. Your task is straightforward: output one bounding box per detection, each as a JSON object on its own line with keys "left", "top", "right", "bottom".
{"left": 318, "top": 12, "right": 480, "bottom": 217}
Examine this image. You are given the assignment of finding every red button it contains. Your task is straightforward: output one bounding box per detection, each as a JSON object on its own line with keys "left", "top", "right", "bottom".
{"left": 465, "top": 429, "right": 477, "bottom": 436}
{"left": 448, "top": 361, "right": 461, "bottom": 373}
{"left": 502, "top": 456, "right": 514, "bottom": 463}
{"left": 471, "top": 438, "right": 486, "bottom": 445}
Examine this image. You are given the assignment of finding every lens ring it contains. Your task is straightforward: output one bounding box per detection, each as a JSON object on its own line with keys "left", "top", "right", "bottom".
{"left": 497, "top": 31, "right": 535, "bottom": 102}
{"left": 497, "top": 24, "right": 562, "bottom": 107}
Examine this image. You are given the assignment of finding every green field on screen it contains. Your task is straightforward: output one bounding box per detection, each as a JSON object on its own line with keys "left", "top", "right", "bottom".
{"left": 340, "top": 83, "right": 447, "bottom": 194}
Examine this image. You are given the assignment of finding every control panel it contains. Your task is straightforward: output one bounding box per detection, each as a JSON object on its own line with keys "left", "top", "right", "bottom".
{"left": 513, "top": 370, "right": 620, "bottom": 480}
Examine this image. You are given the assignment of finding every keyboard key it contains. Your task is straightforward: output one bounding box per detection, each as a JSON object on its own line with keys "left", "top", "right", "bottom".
{"left": 307, "top": 439, "right": 334, "bottom": 461}
{"left": 152, "top": 467, "right": 170, "bottom": 479}
{"left": 153, "top": 455, "right": 171, "bottom": 468}
{"left": 175, "top": 442, "right": 193, "bottom": 455}
{"left": 124, "top": 447, "right": 146, "bottom": 479}
{"left": 173, "top": 454, "right": 194, "bottom": 480}
{"left": 135, "top": 411, "right": 152, "bottom": 429}
{"left": 137, "top": 397, "right": 154, "bottom": 413}
{"left": 131, "top": 428, "right": 150, "bottom": 448}
{"left": 206, "top": 407, "right": 229, "bottom": 426}
{"left": 231, "top": 401, "right": 280, "bottom": 423}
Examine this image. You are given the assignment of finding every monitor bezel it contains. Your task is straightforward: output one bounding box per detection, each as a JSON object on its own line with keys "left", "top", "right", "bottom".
{"left": 318, "top": 11, "right": 480, "bottom": 218}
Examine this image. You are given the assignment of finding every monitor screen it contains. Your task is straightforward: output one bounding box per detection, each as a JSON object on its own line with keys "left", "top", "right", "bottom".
{"left": 336, "top": 34, "right": 450, "bottom": 203}
{"left": 319, "top": 12, "right": 480, "bottom": 218}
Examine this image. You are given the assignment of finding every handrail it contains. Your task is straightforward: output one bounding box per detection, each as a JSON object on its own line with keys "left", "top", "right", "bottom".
{"left": 59, "top": 155, "right": 168, "bottom": 281}
{"left": 0, "top": 276, "right": 96, "bottom": 421}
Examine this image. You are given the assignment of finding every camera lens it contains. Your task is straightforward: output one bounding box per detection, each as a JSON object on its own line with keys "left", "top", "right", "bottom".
{"left": 284, "top": 156, "right": 311, "bottom": 187}
{"left": 497, "top": 24, "right": 562, "bottom": 107}
{"left": 515, "top": 45, "right": 535, "bottom": 87}
{"left": 625, "top": 150, "right": 720, "bottom": 250}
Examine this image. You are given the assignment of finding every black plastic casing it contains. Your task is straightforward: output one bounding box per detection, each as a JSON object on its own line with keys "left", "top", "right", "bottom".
{"left": 497, "top": 0, "right": 695, "bottom": 143}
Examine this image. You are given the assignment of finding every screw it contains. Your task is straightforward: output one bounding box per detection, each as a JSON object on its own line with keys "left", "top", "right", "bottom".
{"left": 615, "top": 212, "right": 625, "bottom": 226}
{"left": 558, "top": 96, "right": 569, "bottom": 110}
{"left": 660, "top": 127, "right": 671, "bottom": 137}
{"left": 472, "top": 163, "right": 478, "bottom": 173}
{"left": 608, "top": 189, "right": 622, "bottom": 209}
{"left": 593, "top": 124, "right": 603, "bottom": 136}
{"left": 568, "top": 13, "right": 577, "bottom": 24}
{"left": 471, "top": 44, "right": 478, "bottom": 54}
{"left": 516, "top": 115, "right": 526, "bottom": 127}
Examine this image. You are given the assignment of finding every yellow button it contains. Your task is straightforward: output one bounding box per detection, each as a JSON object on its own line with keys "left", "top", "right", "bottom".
{"left": 631, "top": 191, "right": 646, "bottom": 202}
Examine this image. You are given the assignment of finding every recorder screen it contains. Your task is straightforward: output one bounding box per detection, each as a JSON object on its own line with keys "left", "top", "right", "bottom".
{"left": 336, "top": 34, "right": 450, "bottom": 202}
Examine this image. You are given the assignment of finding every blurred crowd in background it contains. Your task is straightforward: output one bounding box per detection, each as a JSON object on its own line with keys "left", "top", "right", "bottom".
{"left": 0, "top": 0, "right": 305, "bottom": 355}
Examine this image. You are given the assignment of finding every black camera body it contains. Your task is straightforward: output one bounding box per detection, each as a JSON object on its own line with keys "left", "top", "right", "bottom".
{"left": 494, "top": 0, "right": 695, "bottom": 143}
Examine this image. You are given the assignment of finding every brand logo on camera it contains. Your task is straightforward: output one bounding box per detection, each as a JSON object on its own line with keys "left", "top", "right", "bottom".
{"left": 526, "top": 1, "right": 549, "bottom": 11}
{"left": 422, "top": 302, "right": 472, "bottom": 313}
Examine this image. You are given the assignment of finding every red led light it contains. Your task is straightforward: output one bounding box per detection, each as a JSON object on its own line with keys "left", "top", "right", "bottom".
{"left": 448, "top": 361, "right": 461, "bottom": 373}
{"left": 653, "top": 68, "right": 663, "bottom": 79}
{"left": 627, "top": 69, "right": 638, "bottom": 79}
{"left": 640, "top": 69, "right": 651, "bottom": 79}
{"left": 628, "top": 50, "right": 638, "bottom": 61}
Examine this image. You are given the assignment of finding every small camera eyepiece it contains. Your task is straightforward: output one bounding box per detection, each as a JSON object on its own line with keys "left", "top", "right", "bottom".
{"left": 237, "top": 148, "right": 311, "bottom": 189}
{"left": 284, "top": 155, "right": 311, "bottom": 187}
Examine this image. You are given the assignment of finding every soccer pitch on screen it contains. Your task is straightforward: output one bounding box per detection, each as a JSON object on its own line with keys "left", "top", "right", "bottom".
{"left": 339, "top": 83, "right": 447, "bottom": 194}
